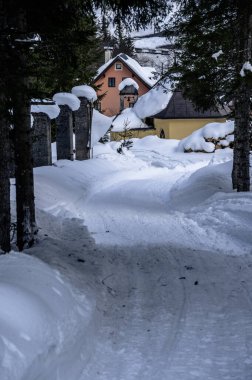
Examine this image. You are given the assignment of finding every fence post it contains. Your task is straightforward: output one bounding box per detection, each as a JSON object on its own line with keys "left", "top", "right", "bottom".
{"left": 73, "top": 96, "right": 90, "bottom": 160}
{"left": 31, "top": 113, "right": 52, "bottom": 167}
{"left": 31, "top": 101, "right": 60, "bottom": 167}
{"left": 55, "top": 104, "right": 74, "bottom": 160}
{"left": 53, "top": 93, "right": 80, "bottom": 161}
{"left": 72, "top": 85, "right": 97, "bottom": 160}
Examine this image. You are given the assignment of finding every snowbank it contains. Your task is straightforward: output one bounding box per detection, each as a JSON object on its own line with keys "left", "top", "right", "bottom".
{"left": 170, "top": 160, "right": 233, "bottom": 211}
{"left": 133, "top": 83, "right": 172, "bottom": 119}
{"left": 31, "top": 104, "right": 60, "bottom": 119}
{"left": 111, "top": 108, "right": 147, "bottom": 132}
{"left": 71, "top": 85, "right": 97, "bottom": 102}
{"left": 118, "top": 78, "right": 139, "bottom": 91}
{"left": 53, "top": 92, "right": 80, "bottom": 111}
{"left": 0, "top": 252, "right": 93, "bottom": 380}
{"left": 178, "top": 121, "right": 234, "bottom": 153}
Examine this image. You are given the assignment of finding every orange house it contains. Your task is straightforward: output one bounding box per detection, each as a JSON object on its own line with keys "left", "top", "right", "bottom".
{"left": 94, "top": 53, "right": 157, "bottom": 117}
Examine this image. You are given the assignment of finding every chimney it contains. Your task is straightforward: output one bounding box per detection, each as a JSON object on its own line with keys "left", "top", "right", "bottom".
{"left": 104, "top": 46, "right": 113, "bottom": 63}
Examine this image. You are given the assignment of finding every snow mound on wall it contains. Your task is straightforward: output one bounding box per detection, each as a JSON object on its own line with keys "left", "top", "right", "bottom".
{"left": 91, "top": 109, "right": 114, "bottom": 146}
{"left": 111, "top": 108, "right": 147, "bottom": 132}
{"left": 71, "top": 85, "right": 97, "bottom": 101}
{"left": 31, "top": 104, "right": 60, "bottom": 119}
{"left": 133, "top": 83, "right": 172, "bottom": 119}
{"left": 178, "top": 121, "right": 234, "bottom": 153}
{"left": 0, "top": 252, "right": 93, "bottom": 380}
{"left": 53, "top": 92, "right": 80, "bottom": 111}
{"left": 118, "top": 78, "right": 139, "bottom": 91}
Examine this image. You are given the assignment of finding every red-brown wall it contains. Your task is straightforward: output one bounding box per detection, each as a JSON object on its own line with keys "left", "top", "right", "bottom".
{"left": 94, "top": 59, "right": 150, "bottom": 116}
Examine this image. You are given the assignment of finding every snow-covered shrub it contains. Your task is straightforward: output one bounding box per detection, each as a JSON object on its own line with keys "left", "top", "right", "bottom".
{"left": 116, "top": 122, "right": 134, "bottom": 154}
{"left": 178, "top": 121, "right": 234, "bottom": 153}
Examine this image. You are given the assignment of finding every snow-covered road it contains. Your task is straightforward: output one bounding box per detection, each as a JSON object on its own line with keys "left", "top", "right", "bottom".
{"left": 34, "top": 213, "right": 252, "bottom": 380}
{"left": 5, "top": 137, "right": 251, "bottom": 380}
{"left": 81, "top": 245, "right": 252, "bottom": 380}
{"left": 30, "top": 138, "right": 252, "bottom": 380}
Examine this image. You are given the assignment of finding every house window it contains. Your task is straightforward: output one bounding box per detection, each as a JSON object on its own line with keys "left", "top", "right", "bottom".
{"left": 108, "top": 77, "right": 116, "bottom": 87}
{"left": 115, "top": 63, "right": 122, "bottom": 70}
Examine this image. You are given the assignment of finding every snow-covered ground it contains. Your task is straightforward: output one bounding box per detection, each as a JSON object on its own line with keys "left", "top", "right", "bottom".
{"left": 2, "top": 136, "right": 252, "bottom": 380}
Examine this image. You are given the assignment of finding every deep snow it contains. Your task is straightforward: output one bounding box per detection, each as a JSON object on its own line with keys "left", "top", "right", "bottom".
{"left": 1, "top": 136, "right": 252, "bottom": 380}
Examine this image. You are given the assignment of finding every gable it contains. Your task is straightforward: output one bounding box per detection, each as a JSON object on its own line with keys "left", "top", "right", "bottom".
{"left": 95, "top": 54, "right": 156, "bottom": 89}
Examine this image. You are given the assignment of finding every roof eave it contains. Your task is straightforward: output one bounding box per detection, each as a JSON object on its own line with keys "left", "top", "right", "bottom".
{"left": 153, "top": 115, "right": 227, "bottom": 120}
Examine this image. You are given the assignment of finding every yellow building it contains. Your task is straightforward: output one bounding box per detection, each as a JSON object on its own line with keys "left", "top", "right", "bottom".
{"left": 151, "top": 90, "right": 227, "bottom": 140}
{"left": 110, "top": 89, "right": 227, "bottom": 141}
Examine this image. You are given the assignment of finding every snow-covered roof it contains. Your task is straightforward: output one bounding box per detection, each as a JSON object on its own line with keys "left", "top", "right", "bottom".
{"left": 31, "top": 104, "right": 60, "bottom": 120}
{"left": 118, "top": 78, "right": 139, "bottom": 92}
{"left": 111, "top": 108, "right": 148, "bottom": 132}
{"left": 134, "top": 36, "right": 169, "bottom": 50}
{"left": 53, "top": 93, "right": 80, "bottom": 111}
{"left": 96, "top": 53, "right": 158, "bottom": 87}
{"left": 91, "top": 110, "right": 114, "bottom": 147}
{"left": 71, "top": 85, "right": 97, "bottom": 102}
{"left": 133, "top": 82, "right": 173, "bottom": 119}
{"left": 153, "top": 90, "right": 226, "bottom": 119}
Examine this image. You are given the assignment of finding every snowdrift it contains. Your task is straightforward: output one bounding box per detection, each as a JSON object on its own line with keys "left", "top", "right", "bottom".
{"left": 0, "top": 252, "right": 94, "bottom": 380}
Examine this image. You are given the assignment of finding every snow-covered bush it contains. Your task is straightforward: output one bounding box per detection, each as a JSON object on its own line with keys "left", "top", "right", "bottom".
{"left": 116, "top": 121, "right": 134, "bottom": 154}
{"left": 178, "top": 121, "right": 234, "bottom": 153}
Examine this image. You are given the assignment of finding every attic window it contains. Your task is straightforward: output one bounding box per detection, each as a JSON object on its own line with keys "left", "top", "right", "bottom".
{"left": 115, "top": 63, "right": 122, "bottom": 70}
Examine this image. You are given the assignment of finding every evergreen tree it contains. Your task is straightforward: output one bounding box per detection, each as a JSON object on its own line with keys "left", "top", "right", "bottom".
{"left": 0, "top": 0, "right": 169, "bottom": 250}
{"left": 166, "top": 0, "right": 252, "bottom": 192}
{"left": 112, "top": 19, "right": 135, "bottom": 58}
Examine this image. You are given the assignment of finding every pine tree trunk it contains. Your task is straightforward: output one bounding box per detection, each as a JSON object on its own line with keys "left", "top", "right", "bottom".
{"left": 10, "top": 6, "right": 37, "bottom": 251}
{"left": 233, "top": 85, "right": 251, "bottom": 191}
{"left": 13, "top": 88, "right": 37, "bottom": 251}
{"left": 232, "top": 7, "right": 252, "bottom": 192}
{"left": 0, "top": 106, "right": 11, "bottom": 253}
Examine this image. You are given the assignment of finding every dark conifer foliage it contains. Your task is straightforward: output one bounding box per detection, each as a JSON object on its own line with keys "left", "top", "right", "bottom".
{"left": 112, "top": 20, "right": 136, "bottom": 58}
{"left": 0, "top": 0, "right": 169, "bottom": 250}
{"left": 166, "top": 0, "right": 252, "bottom": 192}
